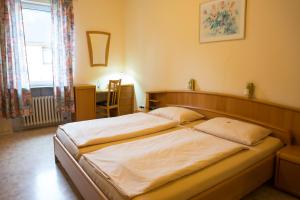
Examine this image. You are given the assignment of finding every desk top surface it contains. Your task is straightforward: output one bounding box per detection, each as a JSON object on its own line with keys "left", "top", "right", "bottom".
{"left": 96, "top": 89, "right": 108, "bottom": 93}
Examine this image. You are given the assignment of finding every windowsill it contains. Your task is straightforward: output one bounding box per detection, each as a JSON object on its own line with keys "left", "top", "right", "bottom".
{"left": 30, "top": 85, "right": 53, "bottom": 89}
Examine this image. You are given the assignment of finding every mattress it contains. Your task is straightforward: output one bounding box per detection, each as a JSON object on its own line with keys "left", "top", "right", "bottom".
{"left": 79, "top": 136, "right": 283, "bottom": 200}
{"left": 56, "top": 118, "right": 205, "bottom": 159}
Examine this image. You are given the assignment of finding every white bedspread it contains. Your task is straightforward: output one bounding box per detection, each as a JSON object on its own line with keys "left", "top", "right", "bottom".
{"left": 81, "top": 128, "right": 248, "bottom": 198}
{"left": 59, "top": 113, "right": 178, "bottom": 148}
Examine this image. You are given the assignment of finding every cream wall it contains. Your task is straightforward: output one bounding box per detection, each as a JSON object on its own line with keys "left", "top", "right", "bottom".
{"left": 3, "top": 0, "right": 300, "bottom": 132}
{"left": 73, "top": 0, "right": 125, "bottom": 86}
{"left": 124, "top": 0, "right": 300, "bottom": 109}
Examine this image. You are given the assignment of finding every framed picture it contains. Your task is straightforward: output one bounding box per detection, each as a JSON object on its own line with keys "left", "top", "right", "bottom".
{"left": 200, "top": 0, "right": 246, "bottom": 43}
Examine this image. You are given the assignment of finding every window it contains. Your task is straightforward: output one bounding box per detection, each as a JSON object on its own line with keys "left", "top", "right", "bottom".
{"left": 22, "top": 1, "right": 53, "bottom": 87}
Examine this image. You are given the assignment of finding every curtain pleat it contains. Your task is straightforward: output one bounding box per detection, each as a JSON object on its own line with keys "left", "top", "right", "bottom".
{"left": 0, "top": 0, "right": 32, "bottom": 119}
{"left": 51, "top": 0, "right": 75, "bottom": 113}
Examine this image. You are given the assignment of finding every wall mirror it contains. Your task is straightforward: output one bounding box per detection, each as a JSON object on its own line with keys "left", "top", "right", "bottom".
{"left": 86, "top": 31, "right": 111, "bottom": 67}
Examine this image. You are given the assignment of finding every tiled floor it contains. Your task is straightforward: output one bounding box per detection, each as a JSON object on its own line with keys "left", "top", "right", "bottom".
{"left": 0, "top": 127, "right": 82, "bottom": 200}
{"left": 0, "top": 127, "right": 298, "bottom": 200}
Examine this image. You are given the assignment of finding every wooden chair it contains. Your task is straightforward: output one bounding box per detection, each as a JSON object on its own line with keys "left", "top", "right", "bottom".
{"left": 96, "top": 79, "right": 122, "bottom": 117}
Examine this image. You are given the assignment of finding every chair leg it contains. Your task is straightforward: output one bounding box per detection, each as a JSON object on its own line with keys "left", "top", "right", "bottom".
{"left": 107, "top": 108, "right": 110, "bottom": 117}
{"left": 117, "top": 107, "right": 120, "bottom": 116}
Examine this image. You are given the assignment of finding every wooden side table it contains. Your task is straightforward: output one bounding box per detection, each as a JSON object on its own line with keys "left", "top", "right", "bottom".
{"left": 275, "top": 145, "right": 300, "bottom": 197}
{"left": 74, "top": 85, "right": 96, "bottom": 121}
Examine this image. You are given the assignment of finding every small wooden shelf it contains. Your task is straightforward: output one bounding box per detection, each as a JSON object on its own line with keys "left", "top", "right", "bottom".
{"left": 146, "top": 93, "right": 163, "bottom": 111}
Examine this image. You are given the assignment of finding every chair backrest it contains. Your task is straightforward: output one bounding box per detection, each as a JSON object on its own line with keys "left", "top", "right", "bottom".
{"left": 107, "top": 79, "right": 122, "bottom": 106}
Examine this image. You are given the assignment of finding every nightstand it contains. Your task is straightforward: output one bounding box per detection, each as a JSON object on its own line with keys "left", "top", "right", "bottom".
{"left": 275, "top": 145, "right": 300, "bottom": 197}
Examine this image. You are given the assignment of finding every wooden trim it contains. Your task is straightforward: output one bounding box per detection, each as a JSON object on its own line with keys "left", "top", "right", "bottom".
{"left": 146, "top": 90, "right": 300, "bottom": 144}
{"left": 275, "top": 151, "right": 281, "bottom": 189}
{"left": 86, "top": 31, "right": 111, "bottom": 67}
{"left": 74, "top": 85, "right": 96, "bottom": 89}
{"left": 146, "top": 90, "right": 300, "bottom": 112}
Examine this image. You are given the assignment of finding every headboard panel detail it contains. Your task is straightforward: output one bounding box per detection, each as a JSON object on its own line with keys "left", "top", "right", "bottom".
{"left": 146, "top": 90, "right": 299, "bottom": 145}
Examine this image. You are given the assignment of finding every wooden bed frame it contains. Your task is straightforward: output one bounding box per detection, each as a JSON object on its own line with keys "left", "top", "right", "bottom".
{"left": 54, "top": 90, "right": 295, "bottom": 200}
{"left": 146, "top": 90, "right": 298, "bottom": 144}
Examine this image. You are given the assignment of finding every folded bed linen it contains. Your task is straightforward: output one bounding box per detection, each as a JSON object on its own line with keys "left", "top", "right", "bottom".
{"left": 57, "top": 118, "right": 205, "bottom": 159}
{"left": 56, "top": 113, "right": 178, "bottom": 158}
{"left": 80, "top": 128, "right": 248, "bottom": 199}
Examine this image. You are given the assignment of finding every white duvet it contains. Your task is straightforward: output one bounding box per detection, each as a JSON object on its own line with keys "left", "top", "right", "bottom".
{"left": 59, "top": 113, "right": 178, "bottom": 147}
{"left": 81, "top": 128, "right": 248, "bottom": 198}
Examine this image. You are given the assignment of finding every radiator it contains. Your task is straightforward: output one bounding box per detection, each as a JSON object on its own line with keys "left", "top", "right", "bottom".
{"left": 23, "top": 96, "right": 62, "bottom": 127}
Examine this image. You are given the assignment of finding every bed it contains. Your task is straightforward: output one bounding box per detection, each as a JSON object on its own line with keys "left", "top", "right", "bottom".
{"left": 54, "top": 121, "right": 289, "bottom": 200}
{"left": 56, "top": 111, "right": 204, "bottom": 159}
{"left": 54, "top": 91, "right": 294, "bottom": 200}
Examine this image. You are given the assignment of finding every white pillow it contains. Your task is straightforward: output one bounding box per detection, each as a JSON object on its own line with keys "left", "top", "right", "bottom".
{"left": 149, "top": 107, "right": 204, "bottom": 124}
{"left": 194, "top": 117, "right": 272, "bottom": 146}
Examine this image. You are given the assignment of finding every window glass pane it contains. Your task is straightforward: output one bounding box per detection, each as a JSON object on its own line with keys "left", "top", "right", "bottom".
{"left": 23, "top": 8, "right": 51, "bottom": 45}
{"left": 22, "top": 6, "right": 53, "bottom": 87}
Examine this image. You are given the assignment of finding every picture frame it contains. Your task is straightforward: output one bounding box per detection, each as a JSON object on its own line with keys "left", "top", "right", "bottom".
{"left": 200, "top": 0, "right": 246, "bottom": 43}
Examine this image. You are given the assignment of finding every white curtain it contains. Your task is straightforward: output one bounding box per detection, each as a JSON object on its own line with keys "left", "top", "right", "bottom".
{"left": 51, "top": 0, "right": 75, "bottom": 113}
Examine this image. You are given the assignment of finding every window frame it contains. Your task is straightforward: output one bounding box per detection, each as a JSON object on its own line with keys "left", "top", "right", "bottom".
{"left": 22, "top": 1, "right": 51, "bottom": 12}
{"left": 22, "top": 1, "right": 53, "bottom": 88}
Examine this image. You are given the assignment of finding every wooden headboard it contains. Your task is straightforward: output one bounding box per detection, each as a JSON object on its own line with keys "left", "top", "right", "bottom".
{"left": 146, "top": 90, "right": 300, "bottom": 145}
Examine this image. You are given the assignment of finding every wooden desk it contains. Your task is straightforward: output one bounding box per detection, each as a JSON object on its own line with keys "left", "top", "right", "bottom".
{"left": 96, "top": 84, "right": 135, "bottom": 116}
{"left": 74, "top": 84, "right": 135, "bottom": 121}
{"left": 74, "top": 84, "right": 134, "bottom": 121}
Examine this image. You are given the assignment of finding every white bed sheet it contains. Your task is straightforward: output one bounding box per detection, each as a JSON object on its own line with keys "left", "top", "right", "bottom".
{"left": 79, "top": 136, "right": 283, "bottom": 200}
{"left": 80, "top": 129, "right": 247, "bottom": 198}
{"left": 59, "top": 113, "right": 179, "bottom": 147}
{"left": 56, "top": 117, "right": 205, "bottom": 159}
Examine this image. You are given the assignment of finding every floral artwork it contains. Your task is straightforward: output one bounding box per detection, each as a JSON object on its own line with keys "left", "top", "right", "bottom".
{"left": 200, "top": 0, "right": 246, "bottom": 43}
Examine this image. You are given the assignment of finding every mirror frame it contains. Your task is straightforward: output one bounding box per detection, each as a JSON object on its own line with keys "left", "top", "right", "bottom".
{"left": 86, "top": 31, "right": 111, "bottom": 67}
